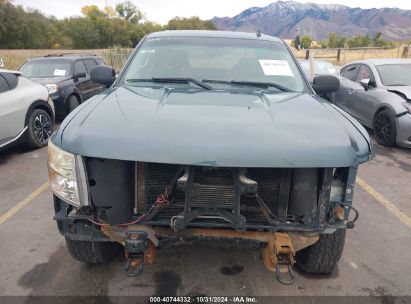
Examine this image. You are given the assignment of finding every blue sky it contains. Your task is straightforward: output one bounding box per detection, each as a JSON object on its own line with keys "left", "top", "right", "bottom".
{"left": 13, "top": 0, "right": 411, "bottom": 24}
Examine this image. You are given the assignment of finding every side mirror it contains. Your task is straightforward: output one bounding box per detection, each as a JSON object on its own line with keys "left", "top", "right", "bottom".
{"left": 360, "top": 78, "right": 370, "bottom": 91}
{"left": 312, "top": 74, "right": 340, "bottom": 95}
{"left": 90, "top": 65, "right": 116, "bottom": 88}
{"left": 73, "top": 72, "right": 86, "bottom": 82}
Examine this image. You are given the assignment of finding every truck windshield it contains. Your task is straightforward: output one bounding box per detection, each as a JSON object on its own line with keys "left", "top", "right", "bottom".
{"left": 20, "top": 60, "right": 72, "bottom": 78}
{"left": 121, "top": 36, "right": 305, "bottom": 92}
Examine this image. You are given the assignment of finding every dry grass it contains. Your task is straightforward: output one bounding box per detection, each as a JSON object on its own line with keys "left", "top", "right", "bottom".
{"left": 0, "top": 49, "right": 106, "bottom": 70}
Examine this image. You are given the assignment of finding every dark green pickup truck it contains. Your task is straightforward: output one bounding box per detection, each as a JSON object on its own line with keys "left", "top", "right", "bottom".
{"left": 48, "top": 30, "right": 371, "bottom": 283}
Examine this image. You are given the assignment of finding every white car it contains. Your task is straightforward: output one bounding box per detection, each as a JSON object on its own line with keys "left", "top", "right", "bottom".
{"left": 0, "top": 69, "right": 55, "bottom": 151}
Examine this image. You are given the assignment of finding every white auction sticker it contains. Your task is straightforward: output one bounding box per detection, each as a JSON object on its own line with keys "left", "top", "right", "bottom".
{"left": 141, "top": 49, "right": 156, "bottom": 54}
{"left": 54, "top": 69, "right": 67, "bottom": 76}
{"left": 259, "top": 60, "right": 293, "bottom": 76}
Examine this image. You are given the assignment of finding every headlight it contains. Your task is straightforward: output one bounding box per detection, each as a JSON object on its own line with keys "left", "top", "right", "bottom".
{"left": 45, "top": 84, "right": 59, "bottom": 94}
{"left": 48, "top": 140, "right": 89, "bottom": 207}
{"left": 402, "top": 102, "right": 411, "bottom": 114}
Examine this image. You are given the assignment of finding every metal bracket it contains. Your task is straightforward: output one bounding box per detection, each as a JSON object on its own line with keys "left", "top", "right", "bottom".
{"left": 172, "top": 167, "right": 247, "bottom": 230}
{"left": 123, "top": 231, "right": 148, "bottom": 277}
{"left": 262, "top": 232, "right": 296, "bottom": 285}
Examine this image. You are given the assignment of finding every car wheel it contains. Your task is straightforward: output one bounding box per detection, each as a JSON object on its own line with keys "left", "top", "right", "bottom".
{"left": 296, "top": 229, "right": 346, "bottom": 274}
{"left": 65, "top": 237, "right": 122, "bottom": 264}
{"left": 68, "top": 95, "right": 80, "bottom": 114}
{"left": 26, "top": 109, "right": 53, "bottom": 148}
{"left": 373, "top": 109, "right": 396, "bottom": 147}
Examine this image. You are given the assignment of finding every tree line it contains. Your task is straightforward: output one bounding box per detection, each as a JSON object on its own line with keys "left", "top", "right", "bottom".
{"left": 295, "top": 32, "right": 398, "bottom": 49}
{"left": 0, "top": 0, "right": 216, "bottom": 49}
{"left": 0, "top": 0, "right": 400, "bottom": 50}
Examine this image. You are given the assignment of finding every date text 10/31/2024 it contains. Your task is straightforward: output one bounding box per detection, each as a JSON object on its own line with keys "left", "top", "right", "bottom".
{"left": 149, "top": 296, "right": 258, "bottom": 303}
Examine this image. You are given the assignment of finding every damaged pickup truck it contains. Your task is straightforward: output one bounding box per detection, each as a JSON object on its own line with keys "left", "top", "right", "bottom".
{"left": 48, "top": 30, "right": 372, "bottom": 282}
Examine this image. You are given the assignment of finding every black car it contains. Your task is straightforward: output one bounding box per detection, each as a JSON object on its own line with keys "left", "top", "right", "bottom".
{"left": 19, "top": 54, "right": 106, "bottom": 118}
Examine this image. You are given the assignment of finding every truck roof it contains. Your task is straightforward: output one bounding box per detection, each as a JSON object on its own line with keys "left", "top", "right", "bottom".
{"left": 27, "top": 55, "right": 100, "bottom": 62}
{"left": 147, "top": 30, "right": 283, "bottom": 43}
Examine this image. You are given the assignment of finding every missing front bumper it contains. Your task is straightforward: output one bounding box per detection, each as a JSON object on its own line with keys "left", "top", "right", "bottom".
{"left": 100, "top": 224, "right": 319, "bottom": 280}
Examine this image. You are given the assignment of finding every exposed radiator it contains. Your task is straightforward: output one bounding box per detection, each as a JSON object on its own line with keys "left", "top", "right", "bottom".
{"left": 86, "top": 158, "right": 329, "bottom": 228}
{"left": 134, "top": 162, "right": 288, "bottom": 225}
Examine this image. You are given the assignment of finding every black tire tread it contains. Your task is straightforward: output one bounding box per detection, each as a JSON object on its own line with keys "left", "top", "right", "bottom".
{"left": 65, "top": 237, "right": 122, "bottom": 264}
{"left": 296, "top": 229, "right": 346, "bottom": 274}
{"left": 373, "top": 109, "right": 396, "bottom": 147}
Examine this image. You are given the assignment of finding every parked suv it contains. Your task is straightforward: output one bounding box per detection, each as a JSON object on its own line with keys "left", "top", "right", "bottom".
{"left": 0, "top": 69, "right": 54, "bottom": 151}
{"left": 20, "top": 54, "right": 106, "bottom": 118}
{"left": 48, "top": 31, "right": 371, "bottom": 282}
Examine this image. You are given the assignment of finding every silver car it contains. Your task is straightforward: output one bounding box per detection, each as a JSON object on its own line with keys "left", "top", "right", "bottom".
{"left": 0, "top": 69, "right": 55, "bottom": 151}
{"left": 299, "top": 60, "right": 337, "bottom": 81}
{"left": 331, "top": 59, "right": 411, "bottom": 147}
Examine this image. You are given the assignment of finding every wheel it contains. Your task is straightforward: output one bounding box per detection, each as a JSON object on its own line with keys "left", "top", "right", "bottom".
{"left": 26, "top": 109, "right": 53, "bottom": 148}
{"left": 68, "top": 95, "right": 80, "bottom": 114}
{"left": 296, "top": 229, "right": 346, "bottom": 274}
{"left": 65, "top": 237, "right": 122, "bottom": 264}
{"left": 373, "top": 109, "right": 396, "bottom": 147}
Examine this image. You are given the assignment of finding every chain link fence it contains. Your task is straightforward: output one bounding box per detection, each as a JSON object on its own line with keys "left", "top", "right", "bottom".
{"left": 103, "top": 48, "right": 133, "bottom": 72}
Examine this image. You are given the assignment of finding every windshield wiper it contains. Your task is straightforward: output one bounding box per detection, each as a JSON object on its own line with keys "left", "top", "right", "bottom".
{"left": 202, "top": 79, "right": 291, "bottom": 92}
{"left": 126, "top": 77, "right": 211, "bottom": 90}
{"left": 230, "top": 80, "right": 291, "bottom": 92}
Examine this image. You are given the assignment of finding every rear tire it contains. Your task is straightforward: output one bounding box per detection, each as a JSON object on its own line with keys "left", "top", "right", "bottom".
{"left": 26, "top": 109, "right": 53, "bottom": 149}
{"left": 68, "top": 95, "right": 80, "bottom": 114}
{"left": 373, "top": 109, "right": 396, "bottom": 147}
{"left": 296, "top": 229, "right": 346, "bottom": 274}
{"left": 65, "top": 237, "right": 122, "bottom": 264}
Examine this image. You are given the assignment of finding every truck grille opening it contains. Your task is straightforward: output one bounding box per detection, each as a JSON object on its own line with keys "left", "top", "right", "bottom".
{"left": 85, "top": 158, "right": 333, "bottom": 229}
{"left": 133, "top": 162, "right": 328, "bottom": 228}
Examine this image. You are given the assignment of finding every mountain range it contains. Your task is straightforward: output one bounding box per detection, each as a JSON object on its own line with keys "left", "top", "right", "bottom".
{"left": 212, "top": 1, "right": 411, "bottom": 41}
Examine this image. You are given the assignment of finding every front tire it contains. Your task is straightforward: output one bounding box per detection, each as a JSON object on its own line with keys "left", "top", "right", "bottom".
{"left": 296, "top": 229, "right": 346, "bottom": 274}
{"left": 26, "top": 109, "right": 53, "bottom": 149}
{"left": 373, "top": 109, "right": 396, "bottom": 147}
{"left": 65, "top": 237, "right": 122, "bottom": 264}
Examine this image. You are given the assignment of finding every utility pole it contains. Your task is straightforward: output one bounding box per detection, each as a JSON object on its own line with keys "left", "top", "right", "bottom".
{"left": 105, "top": 0, "right": 113, "bottom": 65}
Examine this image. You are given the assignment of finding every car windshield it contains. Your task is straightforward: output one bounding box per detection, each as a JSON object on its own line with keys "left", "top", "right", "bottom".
{"left": 20, "top": 60, "right": 72, "bottom": 78}
{"left": 121, "top": 36, "right": 305, "bottom": 92}
{"left": 300, "top": 61, "right": 336, "bottom": 77}
{"left": 376, "top": 64, "right": 411, "bottom": 86}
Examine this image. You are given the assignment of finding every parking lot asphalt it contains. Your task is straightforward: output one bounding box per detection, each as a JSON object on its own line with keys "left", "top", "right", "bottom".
{"left": 0, "top": 133, "right": 410, "bottom": 299}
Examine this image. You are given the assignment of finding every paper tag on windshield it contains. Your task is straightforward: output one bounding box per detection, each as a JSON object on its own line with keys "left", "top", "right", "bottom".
{"left": 141, "top": 49, "right": 155, "bottom": 54}
{"left": 54, "top": 69, "right": 66, "bottom": 76}
{"left": 259, "top": 60, "right": 293, "bottom": 76}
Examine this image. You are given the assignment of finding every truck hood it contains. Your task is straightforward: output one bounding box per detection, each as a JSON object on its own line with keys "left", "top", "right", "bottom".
{"left": 56, "top": 86, "right": 371, "bottom": 167}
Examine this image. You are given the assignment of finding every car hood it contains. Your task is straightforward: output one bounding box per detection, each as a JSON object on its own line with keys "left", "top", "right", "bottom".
{"left": 28, "top": 76, "right": 71, "bottom": 85}
{"left": 387, "top": 86, "right": 411, "bottom": 101}
{"left": 56, "top": 86, "right": 371, "bottom": 167}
